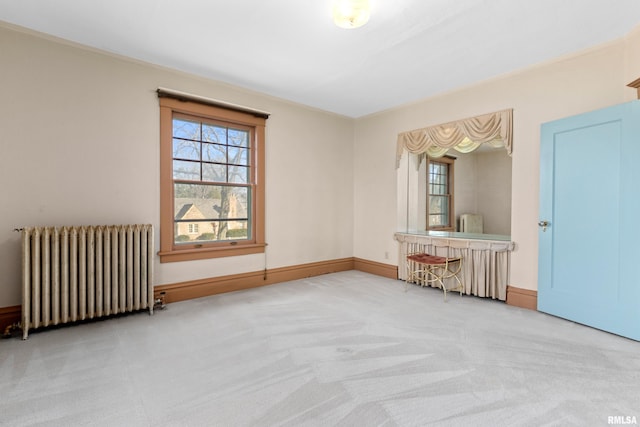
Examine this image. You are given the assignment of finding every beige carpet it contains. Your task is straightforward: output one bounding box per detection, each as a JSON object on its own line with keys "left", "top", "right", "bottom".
{"left": 1, "top": 270, "right": 639, "bottom": 426}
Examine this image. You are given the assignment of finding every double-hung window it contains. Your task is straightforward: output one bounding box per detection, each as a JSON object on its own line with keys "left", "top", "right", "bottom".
{"left": 158, "top": 92, "right": 267, "bottom": 262}
{"left": 427, "top": 156, "right": 455, "bottom": 230}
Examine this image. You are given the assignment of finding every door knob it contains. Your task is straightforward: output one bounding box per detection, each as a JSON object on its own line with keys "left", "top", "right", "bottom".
{"left": 538, "top": 220, "right": 549, "bottom": 232}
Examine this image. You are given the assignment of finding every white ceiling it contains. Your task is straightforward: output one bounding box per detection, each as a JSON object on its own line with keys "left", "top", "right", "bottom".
{"left": 2, "top": 0, "right": 640, "bottom": 117}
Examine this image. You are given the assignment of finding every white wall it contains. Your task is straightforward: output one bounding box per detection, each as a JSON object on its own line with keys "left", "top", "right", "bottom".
{"left": 354, "top": 31, "right": 639, "bottom": 291}
{"left": 0, "top": 24, "right": 354, "bottom": 307}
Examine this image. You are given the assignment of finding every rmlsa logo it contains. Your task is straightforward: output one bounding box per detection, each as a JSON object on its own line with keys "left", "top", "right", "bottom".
{"left": 608, "top": 416, "right": 638, "bottom": 425}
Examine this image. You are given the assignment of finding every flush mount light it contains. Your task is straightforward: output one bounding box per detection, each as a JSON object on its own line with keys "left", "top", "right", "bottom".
{"left": 333, "top": 0, "right": 370, "bottom": 29}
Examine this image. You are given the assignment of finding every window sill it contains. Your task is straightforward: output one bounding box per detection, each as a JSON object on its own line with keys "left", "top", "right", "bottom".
{"left": 158, "top": 243, "right": 266, "bottom": 263}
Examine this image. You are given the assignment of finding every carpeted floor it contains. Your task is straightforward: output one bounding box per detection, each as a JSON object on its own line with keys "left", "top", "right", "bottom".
{"left": 1, "top": 270, "right": 639, "bottom": 426}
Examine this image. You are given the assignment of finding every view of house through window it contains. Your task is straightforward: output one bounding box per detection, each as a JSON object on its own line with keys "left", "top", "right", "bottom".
{"left": 172, "top": 115, "right": 251, "bottom": 244}
{"left": 428, "top": 156, "right": 455, "bottom": 230}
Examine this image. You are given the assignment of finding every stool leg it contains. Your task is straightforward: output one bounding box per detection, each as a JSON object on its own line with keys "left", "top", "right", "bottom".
{"left": 453, "top": 274, "right": 463, "bottom": 296}
{"left": 449, "top": 262, "right": 463, "bottom": 297}
{"left": 404, "top": 260, "right": 410, "bottom": 292}
{"left": 440, "top": 276, "right": 448, "bottom": 302}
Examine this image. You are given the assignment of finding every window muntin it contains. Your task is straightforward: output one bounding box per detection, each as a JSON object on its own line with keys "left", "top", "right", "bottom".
{"left": 158, "top": 96, "right": 266, "bottom": 263}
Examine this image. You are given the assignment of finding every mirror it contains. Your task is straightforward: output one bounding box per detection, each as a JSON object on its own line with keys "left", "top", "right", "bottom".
{"left": 397, "top": 145, "right": 512, "bottom": 238}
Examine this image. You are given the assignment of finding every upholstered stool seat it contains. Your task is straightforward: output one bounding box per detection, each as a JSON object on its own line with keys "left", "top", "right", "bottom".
{"left": 405, "top": 253, "right": 463, "bottom": 300}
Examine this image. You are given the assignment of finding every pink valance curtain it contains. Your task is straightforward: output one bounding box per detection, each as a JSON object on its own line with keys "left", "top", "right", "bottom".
{"left": 396, "top": 109, "right": 513, "bottom": 168}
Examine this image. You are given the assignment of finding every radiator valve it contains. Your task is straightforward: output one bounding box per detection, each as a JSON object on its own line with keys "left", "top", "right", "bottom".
{"left": 154, "top": 291, "right": 167, "bottom": 310}
{"left": 2, "top": 322, "right": 22, "bottom": 339}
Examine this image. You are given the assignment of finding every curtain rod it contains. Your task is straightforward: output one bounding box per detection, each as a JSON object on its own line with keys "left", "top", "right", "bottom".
{"left": 156, "top": 87, "right": 270, "bottom": 119}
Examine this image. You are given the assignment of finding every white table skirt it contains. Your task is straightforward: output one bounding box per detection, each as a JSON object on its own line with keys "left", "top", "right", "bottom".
{"left": 395, "top": 232, "right": 515, "bottom": 300}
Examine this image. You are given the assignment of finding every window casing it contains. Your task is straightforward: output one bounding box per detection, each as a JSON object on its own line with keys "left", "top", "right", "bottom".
{"left": 159, "top": 96, "right": 266, "bottom": 263}
{"left": 427, "top": 156, "right": 455, "bottom": 230}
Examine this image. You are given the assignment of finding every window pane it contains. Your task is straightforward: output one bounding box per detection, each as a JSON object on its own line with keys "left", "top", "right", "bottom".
{"left": 202, "top": 220, "right": 249, "bottom": 242}
{"left": 202, "top": 124, "right": 226, "bottom": 143}
{"left": 203, "top": 143, "right": 227, "bottom": 163}
{"left": 229, "top": 165, "right": 249, "bottom": 184}
{"left": 174, "top": 183, "right": 250, "bottom": 244}
{"left": 173, "top": 118, "right": 200, "bottom": 140}
{"left": 175, "top": 183, "right": 218, "bottom": 210}
{"left": 429, "top": 195, "right": 449, "bottom": 227}
{"left": 228, "top": 129, "right": 249, "bottom": 147}
{"left": 228, "top": 147, "right": 249, "bottom": 166}
{"left": 430, "top": 195, "right": 444, "bottom": 214}
{"left": 173, "top": 138, "right": 200, "bottom": 160}
{"left": 432, "top": 196, "right": 449, "bottom": 214}
{"left": 202, "top": 163, "right": 226, "bottom": 182}
{"left": 173, "top": 160, "right": 200, "bottom": 180}
{"left": 429, "top": 214, "right": 448, "bottom": 227}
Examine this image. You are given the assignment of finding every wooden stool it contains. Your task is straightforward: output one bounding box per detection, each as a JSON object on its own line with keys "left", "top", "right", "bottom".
{"left": 405, "top": 253, "right": 463, "bottom": 300}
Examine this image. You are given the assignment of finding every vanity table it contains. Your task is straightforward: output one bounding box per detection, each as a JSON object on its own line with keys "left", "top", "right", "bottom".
{"left": 395, "top": 230, "right": 515, "bottom": 300}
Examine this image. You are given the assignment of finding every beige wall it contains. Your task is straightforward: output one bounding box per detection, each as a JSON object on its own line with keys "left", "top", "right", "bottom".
{"left": 355, "top": 31, "right": 639, "bottom": 291}
{"left": 475, "top": 151, "right": 512, "bottom": 236}
{"left": 453, "top": 153, "right": 478, "bottom": 221}
{"left": 2, "top": 22, "right": 639, "bottom": 307}
{"left": 624, "top": 26, "right": 640, "bottom": 100}
{"left": 0, "top": 24, "right": 354, "bottom": 307}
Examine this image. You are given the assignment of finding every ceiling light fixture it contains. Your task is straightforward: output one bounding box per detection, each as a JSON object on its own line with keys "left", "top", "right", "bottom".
{"left": 332, "top": 0, "right": 370, "bottom": 29}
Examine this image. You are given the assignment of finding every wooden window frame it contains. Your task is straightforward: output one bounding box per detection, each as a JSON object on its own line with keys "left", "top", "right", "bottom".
{"left": 427, "top": 156, "right": 455, "bottom": 231}
{"left": 158, "top": 97, "right": 266, "bottom": 263}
